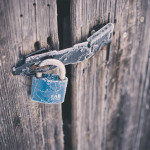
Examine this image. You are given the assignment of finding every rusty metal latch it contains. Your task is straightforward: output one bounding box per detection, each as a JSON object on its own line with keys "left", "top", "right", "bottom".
{"left": 12, "top": 23, "right": 114, "bottom": 76}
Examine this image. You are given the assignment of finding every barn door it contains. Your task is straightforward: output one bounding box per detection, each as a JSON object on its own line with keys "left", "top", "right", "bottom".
{"left": 0, "top": 1, "right": 63, "bottom": 150}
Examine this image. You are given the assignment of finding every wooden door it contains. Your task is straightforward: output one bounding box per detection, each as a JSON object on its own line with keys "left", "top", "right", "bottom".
{"left": 70, "top": 0, "right": 150, "bottom": 150}
{"left": 0, "top": 0, "right": 150, "bottom": 150}
{"left": 0, "top": 1, "right": 63, "bottom": 150}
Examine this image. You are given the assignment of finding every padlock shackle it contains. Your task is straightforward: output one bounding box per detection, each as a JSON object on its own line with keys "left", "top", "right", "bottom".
{"left": 36, "top": 59, "right": 66, "bottom": 80}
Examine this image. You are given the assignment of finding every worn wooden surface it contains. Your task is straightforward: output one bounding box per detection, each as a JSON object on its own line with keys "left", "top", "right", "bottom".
{"left": 0, "top": 0, "right": 150, "bottom": 150}
{"left": 0, "top": 0, "right": 64, "bottom": 150}
{"left": 70, "top": 0, "right": 150, "bottom": 150}
{"left": 70, "top": 0, "right": 109, "bottom": 149}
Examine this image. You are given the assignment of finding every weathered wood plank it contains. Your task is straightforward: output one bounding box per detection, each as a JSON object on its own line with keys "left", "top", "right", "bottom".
{"left": 70, "top": 0, "right": 109, "bottom": 149}
{"left": 106, "top": 0, "right": 150, "bottom": 150}
{"left": 70, "top": 0, "right": 150, "bottom": 150}
{"left": 0, "top": 0, "right": 63, "bottom": 150}
{"left": 71, "top": 50, "right": 107, "bottom": 150}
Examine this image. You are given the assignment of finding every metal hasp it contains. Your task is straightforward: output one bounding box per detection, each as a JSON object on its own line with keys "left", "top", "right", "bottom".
{"left": 12, "top": 23, "right": 114, "bottom": 76}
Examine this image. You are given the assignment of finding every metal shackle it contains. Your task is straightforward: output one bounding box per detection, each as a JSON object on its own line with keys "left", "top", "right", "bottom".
{"left": 36, "top": 59, "right": 66, "bottom": 80}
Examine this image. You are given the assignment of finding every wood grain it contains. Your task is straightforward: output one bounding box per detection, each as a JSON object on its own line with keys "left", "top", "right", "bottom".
{"left": 70, "top": 0, "right": 150, "bottom": 150}
{"left": 70, "top": 1, "right": 109, "bottom": 149}
{"left": 1, "top": 0, "right": 150, "bottom": 149}
{"left": 106, "top": 0, "right": 150, "bottom": 150}
{"left": 0, "top": 0, "right": 63, "bottom": 150}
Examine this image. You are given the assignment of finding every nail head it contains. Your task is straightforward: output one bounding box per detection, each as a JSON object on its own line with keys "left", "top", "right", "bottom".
{"left": 140, "top": 17, "right": 144, "bottom": 23}
{"left": 123, "top": 32, "right": 127, "bottom": 38}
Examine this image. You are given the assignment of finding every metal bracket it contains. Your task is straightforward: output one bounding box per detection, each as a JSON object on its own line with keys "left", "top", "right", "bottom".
{"left": 12, "top": 23, "right": 114, "bottom": 76}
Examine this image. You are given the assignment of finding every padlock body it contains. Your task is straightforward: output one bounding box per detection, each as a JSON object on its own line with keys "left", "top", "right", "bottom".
{"left": 31, "top": 74, "right": 68, "bottom": 104}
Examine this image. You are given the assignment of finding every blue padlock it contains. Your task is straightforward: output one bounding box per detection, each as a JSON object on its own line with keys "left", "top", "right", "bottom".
{"left": 31, "top": 59, "right": 68, "bottom": 104}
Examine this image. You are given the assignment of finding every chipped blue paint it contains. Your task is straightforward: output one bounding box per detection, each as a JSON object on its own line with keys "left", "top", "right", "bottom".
{"left": 31, "top": 74, "right": 68, "bottom": 104}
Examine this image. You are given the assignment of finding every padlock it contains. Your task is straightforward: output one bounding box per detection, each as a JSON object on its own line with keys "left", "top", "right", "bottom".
{"left": 31, "top": 59, "right": 68, "bottom": 104}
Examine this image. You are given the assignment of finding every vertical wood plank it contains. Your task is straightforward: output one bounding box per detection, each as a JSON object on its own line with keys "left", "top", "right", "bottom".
{"left": 70, "top": 0, "right": 109, "bottom": 149}
{"left": 0, "top": 0, "right": 63, "bottom": 150}
{"left": 106, "top": 0, "right": 150, "bottom": 150}
{"left": 70, "top": 0, "right": 150, "bottom": 150}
